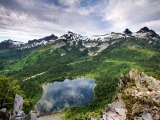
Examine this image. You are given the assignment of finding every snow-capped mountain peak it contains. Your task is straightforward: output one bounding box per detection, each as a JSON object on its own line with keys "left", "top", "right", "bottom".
{"left": 0, "top": 27, "right": 159, "bottom": 50}
{"left": 0, "top": 34, "right": 58, "bottom": 50}
{"left": 135, "top": 27, "right": 159, "bottom": 39}
{"left": 60, "top": 31, "right": 125, "bottom": 42}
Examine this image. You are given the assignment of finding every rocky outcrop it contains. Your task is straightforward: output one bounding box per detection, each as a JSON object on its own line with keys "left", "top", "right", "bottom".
{"left": 0, "top": 40, "right": 24, "bottom": 50}
{"left": 37, "top": 114, "right": 64, "bottom": 120}
{"left": 136, "top": 27, "right": 159, "bottom": 38}
{"left": 101, "top": 69, "right": 160, "bottom": 120}
{"left": 102, "top": 93, "right": 127, "bottom": 120}
{"left": 0, "top": 34, "right": 58, "bottom": 50}
{"left": 0, "top": 108, "right": 8, "bottom": 120}
{"left": 137, "top": 27, "right": 150, "bottom": 33}
{"left": 0, "top": 94, "right": 38, "bottom": 120}
{"left": 29, "top": 110, "right": 37, "bottom": 120}
{"left": 9, "top": 94, "right": 25, "bottom": 120}
{"left": 124, "top": 28, "right": 132, "bottom": 35}
{"left": 0, "top": 94, "right": 25, "bottom": 120}
{"left": 39, "top": 34, "right": 58, "bottom": 41}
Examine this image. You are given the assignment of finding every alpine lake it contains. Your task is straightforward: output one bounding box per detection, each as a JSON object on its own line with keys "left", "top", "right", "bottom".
{"left": 35, "top": 78, "right": 95, "bottom": 115}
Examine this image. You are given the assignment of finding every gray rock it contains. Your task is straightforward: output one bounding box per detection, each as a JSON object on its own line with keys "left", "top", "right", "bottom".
{"left": 103, "top": 100, "right": 127, "bottom": 120}
{"left": 0, "top": 108, "right": 6, "bottom": 113}
{"left": 104, "top": 69, "right": 160, "bottom": 120}
{"left": 91, "top": 118, "right": 96, "bottom": 120}
{"left": 29, "top": 110, "right": 37, "bottom": 120}
{"left": 9, "top": 94, "right": 25, "bottom": 120}
{"left": 14, "top": 94, "right": 23, "bottom": 112}
{"left": 142, "top": 113, "right": 153, "bottom": 120}
{"left": 0, "top": 108, "right": 8, "bottom": 120}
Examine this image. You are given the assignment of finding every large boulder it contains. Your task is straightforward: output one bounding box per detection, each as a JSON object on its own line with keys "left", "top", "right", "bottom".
{"left": 0, "top": 108, "right": 8, "bottom": 120}
{"left": 28, "top": 110, "right": 37, "bottom": 120}
{"left": 9, "top": 94, "right": 25, "bottom": 120}
{"left": 102, "top": 94, "right": 127, "bottom": 120}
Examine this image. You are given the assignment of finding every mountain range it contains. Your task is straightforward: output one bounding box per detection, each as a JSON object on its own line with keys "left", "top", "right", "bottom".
{"left": 0, "top": 26, "right": 160, "bottom": 120}
{"left": 0, "top": 27, "right": 159, "bottom": 51}
{"left": 0, "top": 34, "right": 58, "bottom": 50}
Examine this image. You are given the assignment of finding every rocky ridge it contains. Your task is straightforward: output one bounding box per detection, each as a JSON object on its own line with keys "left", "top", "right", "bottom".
{"left": 60, "top": 31, "right": 124, "bottom": 48}
{"left": 54, "top": 27, "right": 160, "bottom": 55}
{"left": 0, "top": 27, "right": 159, "bottom": 51}
{"left": 136, "top": 27, "right": 159, "bottom": 38}
{"left": 0, "top": 94, "right": 37, "bottom": 120}
{"left": 0, "top": 34, "right": 58, "bottom": 50}
{"left": 101, "top": 69, "right": 160, "bottom": 120}
{"left": 60, "top": 27, "right": 160, "bottom": 44}
{"left": 133, "top": 27, "right": 160, "bottom": 40}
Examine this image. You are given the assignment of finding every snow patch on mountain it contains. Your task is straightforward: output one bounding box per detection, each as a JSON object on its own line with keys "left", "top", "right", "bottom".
{"left": 0, "top": 27, "right": 159, "bottom": 51}
{"left": 0, "top": 34, "right": 58, "bottom": 50}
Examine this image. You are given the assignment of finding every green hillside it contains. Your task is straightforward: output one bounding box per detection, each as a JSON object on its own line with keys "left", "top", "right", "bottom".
{"left": 0, "top": 37, "right": 160, "bottom": 119}
{"left": 0, "top": 47, "right": 38, "bottom": 74}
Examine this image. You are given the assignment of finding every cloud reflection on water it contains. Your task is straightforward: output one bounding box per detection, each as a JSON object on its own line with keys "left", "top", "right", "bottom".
{"left": 36, "top": 78, "right": 95, "bottom": 115}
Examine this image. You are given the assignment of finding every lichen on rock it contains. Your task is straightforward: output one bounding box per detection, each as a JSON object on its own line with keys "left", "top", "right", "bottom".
{"left": 101, "top": 69, "right": 160, "bottom": 120}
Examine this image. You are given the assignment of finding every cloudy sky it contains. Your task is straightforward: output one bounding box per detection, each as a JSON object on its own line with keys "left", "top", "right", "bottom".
{"left": 0, "top": 0, "right": 160, "bottom": 42}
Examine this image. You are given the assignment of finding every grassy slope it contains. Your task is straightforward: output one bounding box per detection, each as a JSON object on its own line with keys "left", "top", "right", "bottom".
{"left": 0, "top": 47, "right": 38, "bottom": 74}
{"left": 0, "top": 38, "right": 160, "bottom": 119}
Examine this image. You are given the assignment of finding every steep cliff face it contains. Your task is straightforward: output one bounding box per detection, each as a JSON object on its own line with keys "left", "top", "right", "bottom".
{"left": 102, "top": 69, "right": 160, "bottom": 120}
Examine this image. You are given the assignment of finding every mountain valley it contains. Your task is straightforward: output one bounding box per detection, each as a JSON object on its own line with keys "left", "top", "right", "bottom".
{"left": 0, "top": 27, "right": 160, "bottom": 120}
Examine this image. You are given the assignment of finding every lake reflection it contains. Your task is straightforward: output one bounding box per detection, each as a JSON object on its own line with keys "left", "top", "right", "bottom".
{"left": 35, "top": 78, "right": 95, "bottom": 115}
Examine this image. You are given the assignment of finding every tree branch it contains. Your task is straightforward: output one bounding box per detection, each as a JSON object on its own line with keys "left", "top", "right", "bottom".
{"left": 4, "top": 102, "right": 14, "bottom": 107}
{"left": 3, "top": 88, "right": 10, "bottom": 107}
{"left": 4, "top": 102, "right": 14, "bottom": 105}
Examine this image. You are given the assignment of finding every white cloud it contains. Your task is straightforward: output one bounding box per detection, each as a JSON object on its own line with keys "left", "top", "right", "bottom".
{"left": 0, "top": 0, "right": 160, "bottom": 42}
{"left": 59, "top": 0, "right": 80, "bottom": 7}
{"left": 0, "top": 0, "right": 110, "bottom": 41}
{"left": 104, "top": 0, "right": 160, "bottom": 33}
{"left": 143, "top": 20, "right": 160, "bottom": 34}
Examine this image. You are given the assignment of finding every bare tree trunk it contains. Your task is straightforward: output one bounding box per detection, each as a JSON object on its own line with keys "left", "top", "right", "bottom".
{"left": 3, "top": 88, "right": 10, "bottom": 107}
